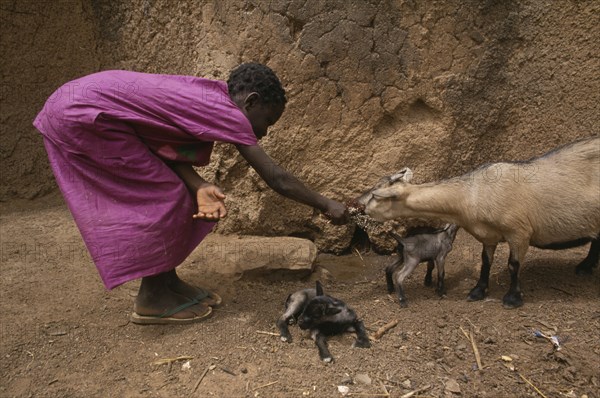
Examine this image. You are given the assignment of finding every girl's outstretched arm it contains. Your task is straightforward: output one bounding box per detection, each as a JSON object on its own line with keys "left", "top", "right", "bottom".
{"left": 236, "top": 144, "right": 347, "bottom": 224}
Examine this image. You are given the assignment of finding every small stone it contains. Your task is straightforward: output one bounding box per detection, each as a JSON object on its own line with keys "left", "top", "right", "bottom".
{"left": 455, "top": 343, "right": 467, "bottom": 351}
{"left": 240, "top": 367, "right": 248, "bottom": 374}
{"left": 340, "top": 375, "right": 353, "bottom": 385}
{"left": 445, "top": 378, "right": 461, "bottom": 394}
{"left": 355, "top": 374, "right": 372, "bottom": 385}
{"left": 337, "top": 385, "right": 350, "bottom": 396}
{"left": 402, "top": 379, "right": 412, "bottom": 389}
{"left": 484, "top": 337, "right": 496, "bottom": 344}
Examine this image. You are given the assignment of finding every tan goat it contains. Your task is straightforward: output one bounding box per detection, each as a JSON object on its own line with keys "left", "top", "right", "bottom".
{"left": 363, "top": 136, "right": 600, "bottom": 308}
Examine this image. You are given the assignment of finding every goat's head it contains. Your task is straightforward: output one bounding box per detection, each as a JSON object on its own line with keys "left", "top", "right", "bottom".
{"left": 363, "top": 178, "right": 416, "bottom": 221}
{"left": 297, "top": 281, "right": 344, "bottom": 330}
{"left": 351, "top": 168, "right": 413, "bottom": 210}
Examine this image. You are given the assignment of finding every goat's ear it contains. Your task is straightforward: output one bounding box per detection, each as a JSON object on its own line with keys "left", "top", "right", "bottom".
{"left": 316, "top": 281, "right": 324, "bottom": 296}
{"left": 390, "top": 167, "right": 413, "bottom": 183}
{"left": 325, "top": 305, "right": 342, "bottom": 316}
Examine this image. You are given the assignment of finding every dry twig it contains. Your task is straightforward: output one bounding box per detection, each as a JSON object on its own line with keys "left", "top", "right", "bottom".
{"left": 192, "top": 365, "right": 215, "bottom": 394}
{"left": 253, "top": 381, "right": 279, "bottom": 391}
{"left": 460, "top": 326, "right": 483, "bottom": 370}
{"left": 519, "top": 373, "right": 548, "bottom": 398}
{"left": 255, "top": 330, "right": 280, "bottom": 336}
{"left": 550, "top": 286, "right": 573, "bottom": 296}
{"left": 400, "top": 384, "right": 432, "bottom": 398}
{"left": 371, "top": 319, "right": 399, "bottom": 340}
{"left": 353, "top": 247, "right": 366, "bottom": 266}
{"left": 152, "top": 356, "right": 193, "bottom": 366}
{"left": 379, "top": 380, "right": 390, "bottom": 396}
{"left": 220, "top": 366, "right": 237, "bottom": 376}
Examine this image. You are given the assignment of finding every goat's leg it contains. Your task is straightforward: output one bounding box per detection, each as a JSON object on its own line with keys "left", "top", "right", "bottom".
{"left": 575, "top": 235, "right": 599, "bottom": 275}
{"left": 434, "top": 257, "right": 446, "bottom": 297}
{"left": 503, "top": 240, "right": 529, "bottom": 309}
{"left": 311, "top": 329, "right": 333, "bottom": 362}
{"left": 385, "top": 257, "right": 402, "bottom": 294}
{"left": 394, "top": 257, "right": 420, "bottom": 307}
{"left": 277, "top": 303, "right": 303, "bottom": 343}
{"left": 424, "top": 260, "right": 434, "bottom": 287}
{"left": 351, "top": 320, "right": 371, "bottom": 348}
{"left": 468, "top": 244, "right": 497, "bottom": 301}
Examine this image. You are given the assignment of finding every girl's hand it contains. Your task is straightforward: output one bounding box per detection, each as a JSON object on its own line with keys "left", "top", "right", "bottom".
{"left": 193, "top": 184, "right": 227, "bottom": 221}
{"left": 322, "top": 200, "right": 348, "bottom": 225}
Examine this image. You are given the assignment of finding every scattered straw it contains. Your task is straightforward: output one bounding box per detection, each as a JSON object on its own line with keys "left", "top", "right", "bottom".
{"left": 253, "top": 381, "right": 279, "bottom": 391}
{"left": 519, "top": 373, "right": 547, "bottom": 398}
{"left": 460, "top": 326, "right": 483, "bottom": 371}
{"left": 152, "top": 356, "right": 193, "bottom": 366}
{"left": 400, "top": 384, "right": 432, "bottom": 398}
{"left": 192, "top": 364, "right": 215, "bottom": 394}
{"left": 255, "top": 331, "right": 280, "bottom": 336}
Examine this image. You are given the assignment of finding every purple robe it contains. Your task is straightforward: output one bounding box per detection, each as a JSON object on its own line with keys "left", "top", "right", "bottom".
{"left": 33, "top": 70, "right": 257, "bottom": 289}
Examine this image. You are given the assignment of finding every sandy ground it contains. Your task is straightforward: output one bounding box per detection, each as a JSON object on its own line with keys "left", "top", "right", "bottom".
{"left": 1, "top": 195, "right": 599, "bottom": 398}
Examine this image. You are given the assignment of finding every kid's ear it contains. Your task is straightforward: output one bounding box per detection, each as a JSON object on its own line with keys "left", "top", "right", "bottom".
{"left": 244, "top": 92, "right": 260, "bottom": 110}
{"left": 316, "top": 281, "right": 324, "bottom": 296}
{"left": 325, "top": 306, "right": 342, "bottom": 316}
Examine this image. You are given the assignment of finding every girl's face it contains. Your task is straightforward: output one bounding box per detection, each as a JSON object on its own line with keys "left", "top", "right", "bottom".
{"left": 236, "top": 93, "right": 285, "bottom": 140}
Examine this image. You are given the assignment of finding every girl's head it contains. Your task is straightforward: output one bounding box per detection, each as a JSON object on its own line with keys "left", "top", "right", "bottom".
{"left": 228, "top": 63, "right": 287, "bottom": 140}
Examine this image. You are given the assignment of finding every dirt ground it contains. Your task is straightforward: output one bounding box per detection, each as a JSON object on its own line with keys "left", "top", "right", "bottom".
{"left": 1, "top": 195, "right": 599, "bottom": 398}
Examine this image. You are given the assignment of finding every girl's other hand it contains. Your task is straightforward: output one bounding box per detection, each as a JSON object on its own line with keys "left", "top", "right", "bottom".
{"left": 193, "top": 184, "right": 227, "bottom": 221}
{"left": 323, "top": 200, "right": 348, "bottom": 225}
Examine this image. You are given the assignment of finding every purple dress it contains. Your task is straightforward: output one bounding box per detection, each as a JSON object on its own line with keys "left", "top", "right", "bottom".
{"left": 33, "top": 70, "right": 257, "bottom": 289}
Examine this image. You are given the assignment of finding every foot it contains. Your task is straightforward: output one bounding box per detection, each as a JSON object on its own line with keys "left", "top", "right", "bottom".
{"left": 467, "top": 285, "right": 487, "bottom": 301}
{"left": 134, "top": 288, "right": 210, "bottom": 320}
{"left": 166, "top": 271, "right": 220, "bottom": 306}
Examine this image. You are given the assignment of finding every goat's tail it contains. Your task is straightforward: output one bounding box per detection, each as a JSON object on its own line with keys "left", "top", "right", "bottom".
{"left": 389, "top": 232, "right": 405, "bottom": 255}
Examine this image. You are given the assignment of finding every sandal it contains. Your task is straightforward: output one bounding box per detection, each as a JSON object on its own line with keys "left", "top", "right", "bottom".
{"left": 130, "top": 299, "right": 213, "bottom": 325}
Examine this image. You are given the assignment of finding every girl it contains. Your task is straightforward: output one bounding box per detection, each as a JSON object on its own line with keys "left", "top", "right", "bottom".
{"left": 34, "top": 63, "right": 347, "bottom": 324}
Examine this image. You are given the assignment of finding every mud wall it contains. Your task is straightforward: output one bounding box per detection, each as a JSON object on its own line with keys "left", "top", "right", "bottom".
{"left": 0, "top": 0, "right": 101, "bottom": 199}
{"left": 2, "top": 0, "right": 598, "bottom": 252}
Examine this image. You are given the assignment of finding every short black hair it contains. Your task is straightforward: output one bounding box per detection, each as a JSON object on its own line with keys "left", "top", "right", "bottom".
{"left": 227, "top": 63, "right": 287, "bottom": 105}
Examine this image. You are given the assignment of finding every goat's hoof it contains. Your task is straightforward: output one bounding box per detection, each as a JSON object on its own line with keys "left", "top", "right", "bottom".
{"left": 280, "top": 335, "right": 292, "bottom": 343}
{"left": 575, "top": 263, "right": 594, "bottom": 275}
{"left": 467, "top": 286, "right": 486, "bottom": 301}
{"left": 424, "top": 279, "right": 433, "bottom": 287}
{"left": 353, "top": 340, "right": 371, "bottom": 349}
{"left": 435, "top": 288, "right": 446, "bottom": 297}
{"left": 399, "top": 300, "right": 408, "bottom": 308}
{"left": 322, "top": 357, "right": 333, "bottom": 363}
{"left": 502, "top": 292, "right": 523, "bottom": 309}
